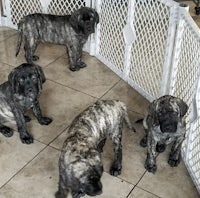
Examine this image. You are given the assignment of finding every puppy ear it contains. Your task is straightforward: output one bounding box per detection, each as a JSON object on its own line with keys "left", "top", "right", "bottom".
{"left": 148, "top": 100, "right": 159, "bottom": 126}
{"left": 8, "top": 69, "right": 18, "bottom": 93}
{"left": 176, "top": 98, "right": 188, "bottom": 117}
{"left": 93, "top": 10, "right": 99, "bottom": 25}
{"left": 69, "top": 11, "right": 80, "bottom": 32}
{"left": 35, "top": 65, "right": 46, "bottom": 84}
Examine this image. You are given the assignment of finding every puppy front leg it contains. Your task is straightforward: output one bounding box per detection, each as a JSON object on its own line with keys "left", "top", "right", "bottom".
{"left": 110, "top": 133, "right": 122, "bottom": 176}
{"left": 55, "top": 174, "right": 69, "bottom": 198}
{"left": 168, "top": 136, "right": 184, "bottom": 167}
{"left": 12, "top": 108, "right": 33, "bottom": 144}
{"left": 66, "top": 44, "right": 86, "bottom": 71}
{"left": 32, "top": 101, "right": 52, "bottom": 125}
{"left": 145, "top": 131, "right": 157, "bottom": 173}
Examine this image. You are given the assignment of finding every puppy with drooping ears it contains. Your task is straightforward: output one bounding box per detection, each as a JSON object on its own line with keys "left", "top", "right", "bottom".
{"left": 0, "top": 63, "right": 52, "bottom": 144}
{"left": 55, "top": 100, "right": 135, "bottom": 198}
{"left": 140, "top": 95, "right": 188, "bottom": 173}
{"left": 16, "top": 7, "right": 99, "bottom": 72}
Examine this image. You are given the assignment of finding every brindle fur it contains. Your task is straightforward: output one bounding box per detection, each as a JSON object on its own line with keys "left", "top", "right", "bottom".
{"left": 16, "top": 7, "right": 99, "bottom": 71}
{"left": 55, "top": 100, "right": 135, "bottom": 198}
{"left": 140, "top": 95, "right": 188, "bottom": 173}
{"left": 0, "top": 63, "right": 52, "bottom": 144}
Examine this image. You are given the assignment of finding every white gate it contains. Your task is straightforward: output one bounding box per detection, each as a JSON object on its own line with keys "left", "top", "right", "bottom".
{"left": 169, "top": 9, "right": 200, "bottom": 192}
{"left": 0, "top": 0, "right": 200, "bottom": 194}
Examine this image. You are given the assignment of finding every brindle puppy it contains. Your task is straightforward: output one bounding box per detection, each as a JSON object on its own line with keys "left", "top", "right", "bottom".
{"left": 55, "top": 100, "right": 135, "bottom": 198}
{"left": 15, "top": 7, "right": 99, "bottom": 71}
{"left": 0, "top": 63, "right": 52, "bottom": 144}
{"left": 140, "top": 95, "right": 188, "bottom": 173}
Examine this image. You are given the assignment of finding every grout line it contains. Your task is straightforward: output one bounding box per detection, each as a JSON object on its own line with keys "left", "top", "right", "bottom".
{"left": 125, "top": 171, "right": 147, "bottom": 198}
{"left": 0, "top": 32, "right": 17, "bottom": 44}
{"left": 98, "top": 79, "right": 121, "bottom": 100}
{"left": 0, "top": 144, "right": 48, "bottom": 190}
{"left": 46, "top": 78, "right": 99, "bottom": 100}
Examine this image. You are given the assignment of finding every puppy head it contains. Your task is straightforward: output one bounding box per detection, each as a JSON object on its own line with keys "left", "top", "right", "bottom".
{"left": 70, "top": 7, "right": 99, "bottom": 35}
{"left": 72, "top": 150, "right": 103, "bottom": 196}
{"left": 8, "top": 63, "right": 46, "bottom": 97}
{"left": 149, "top": 95, "right": 188, "bottom": 133}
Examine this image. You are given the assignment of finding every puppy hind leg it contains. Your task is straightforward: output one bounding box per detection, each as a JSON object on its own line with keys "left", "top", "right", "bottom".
{"left": 140, "top": 133, "right": 147, "bottom": 147}
{"left": 24, "top": 38, "right": 39, "bottom": 62}
{"left": 110, "top": 129, "right": 122, "bottom": 176}
{"left": 156, "top": 143, "right": 166, "bottom": 153}
{"left": 0, "top": 124, "right": 13, "bottom": 137}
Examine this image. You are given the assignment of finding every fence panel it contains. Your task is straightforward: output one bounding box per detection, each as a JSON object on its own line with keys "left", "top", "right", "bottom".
{"left": 169, "top": 10, "right": 200, "bottom": 193}
{"left": 95, "top": 0, "right": 178, "bottom": 100}
{"left": 1, "top": 0, "right": 88, "bottom": 28}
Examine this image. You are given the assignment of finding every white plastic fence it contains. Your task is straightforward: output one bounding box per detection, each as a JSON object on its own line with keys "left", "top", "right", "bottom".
{"left": 169, "top": 9, "right": 200, "bottom": 192}
{"left": 0, "top": 0, "right": 200, "bottom": 194}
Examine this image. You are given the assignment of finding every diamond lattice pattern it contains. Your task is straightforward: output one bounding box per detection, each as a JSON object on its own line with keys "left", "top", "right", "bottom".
{"left": 48, "top": 0, "right": 85, "bottom": 15}
{"left": 98, "top": 0, "right": 129, "bottom": 73}
{"left": 171, "top": 14, "right": 200, "bottom": 165}
{"left": 129, "top": 0, "right": 170, "bottom": 98}
{"left": 10, "top": 0, "right": 42, "bottom": 25}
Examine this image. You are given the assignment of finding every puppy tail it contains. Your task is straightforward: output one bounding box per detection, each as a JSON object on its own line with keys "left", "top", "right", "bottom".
{"left": 15, "top": 21, "right": 23, "bottom": 57}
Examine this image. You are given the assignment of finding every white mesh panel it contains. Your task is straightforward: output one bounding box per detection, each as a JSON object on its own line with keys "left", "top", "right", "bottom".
{"left": 47, "top": 0, "right": 86, "bottom": 15}
{"left": 129, "top": 0, "right": 171, "bottom": 98}
{"left": 10, "top": 0, "right": 42, "bottom": 25}
{"left": 170, "top": 13, "right": 200, "bottom": 153}
{"left": 170, "top": 11, "right": 200, "bottom": 193}
{"left": 97, "top": 0, "right": 129, "bottom": 73}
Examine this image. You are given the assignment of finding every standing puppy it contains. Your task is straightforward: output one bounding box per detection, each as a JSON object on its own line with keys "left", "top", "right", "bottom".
{"left": 55, "top": 100, "right": 135, "bottom": 198}
{"left": 0, "top": 63, "right": 52, "bottom": 144}
{"left": 15, "top": 7, "right": 99, "bottom": 71}
{"left": 140, "top": 95, "right": 188, "bottom": 173}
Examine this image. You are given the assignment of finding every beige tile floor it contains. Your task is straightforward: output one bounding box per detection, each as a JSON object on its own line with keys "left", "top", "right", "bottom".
{"left": 0, "top": 3, "right": 199, "bottom": 197}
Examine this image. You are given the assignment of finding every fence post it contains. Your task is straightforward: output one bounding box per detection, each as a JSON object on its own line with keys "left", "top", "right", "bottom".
{"left": 169, "top": 4, "right": 189, "bottom": 94}
{"left": 123, "top": 0, "right": 136, "bottom": 79}
{"left": 160, "top": 3, "right": 179, "bottom": 96}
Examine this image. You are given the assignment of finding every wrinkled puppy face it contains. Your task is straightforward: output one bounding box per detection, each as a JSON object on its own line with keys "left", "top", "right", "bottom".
{"left": 8, "top": 63, "right": 45, "bottom": 99}
{"left": 72, "top": 151, "right": 103, "bottom": 196}
{"left": 70, "top": 7, "right": 99, "bottom": 35}
{"left": 16, "top": 70, "right": 39, "bottom": 98}
{"left": 157, "top": 100, "right": 179, "bottom": 133}
{"left": 82, "top": 167, "right": 103, "bottom": 196}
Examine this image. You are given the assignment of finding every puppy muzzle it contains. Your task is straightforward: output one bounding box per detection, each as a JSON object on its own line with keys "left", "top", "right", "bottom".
{"left": 160, "top": 121, "right": 177, "bottom": 133}
{"left": 85, "top": 22, "right": 95, "bottom": 34}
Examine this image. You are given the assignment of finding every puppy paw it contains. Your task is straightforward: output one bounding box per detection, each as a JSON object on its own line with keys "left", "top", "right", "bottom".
{"left": 32, "top": 55, "right": 39, "bottom": 61}
{"left": 140, "top": 137, "right": 147, "bottom": 147}
{"left": 168, "top": 156, "right": 181, "bottom": 167}
{"left": 55, "top": 191, "right": 65, "bottom": 198}
{"left": 145, "top": 162, "right": 157, "bottom": 173}
{"left": 78, "top": 61, "right": 87, "bottom": 68}
{"left": 24, "top": 115, "right": 31, "bottom": 122}
{"left": 20, "top": 133, "right": 34, "bottom": 144}
{"left": 110, "top": 164, "right": 122, "bottom": 176}
{"left": 0, "top": 126, "right": 13, "bottom": 137}
{"left": 156, "top": 143, "right": 166, "bottom": 153}
{"left": 39, "top": 117, "right": 53, "bottom": 125}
